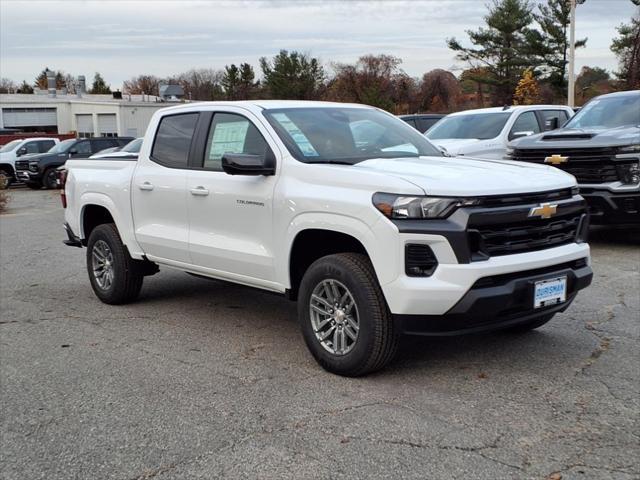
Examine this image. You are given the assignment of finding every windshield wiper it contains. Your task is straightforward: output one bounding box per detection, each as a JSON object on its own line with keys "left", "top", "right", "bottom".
{"left": 304, "top": 160, "right": 355, "bottom": 165}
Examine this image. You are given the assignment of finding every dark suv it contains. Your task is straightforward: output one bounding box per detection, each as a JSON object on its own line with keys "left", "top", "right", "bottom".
{"left": 16, "top": 137, "right": 133, "bottom": 189}
{"left": 398, "top": 114, "right": 445, "bottom": 133}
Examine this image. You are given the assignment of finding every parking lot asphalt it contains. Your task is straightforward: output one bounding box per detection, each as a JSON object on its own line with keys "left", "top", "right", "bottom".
{"left": 0, "top": 188, "right": 638, "bottom": 480}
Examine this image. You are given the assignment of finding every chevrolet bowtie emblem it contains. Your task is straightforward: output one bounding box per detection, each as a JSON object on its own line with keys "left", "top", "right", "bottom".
{"left": 544, "top": 154, "right": 569, "bottom": 165}
{"left": 529, "top": 203, "right": 558, "bottom": 219}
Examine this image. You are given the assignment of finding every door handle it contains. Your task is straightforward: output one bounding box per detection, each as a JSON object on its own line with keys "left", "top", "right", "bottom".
{"left": 138, "top": 182, "right": 154, "bottom": 191}
{"left": 190, "top": 186, "right": 209, "bottom": 196}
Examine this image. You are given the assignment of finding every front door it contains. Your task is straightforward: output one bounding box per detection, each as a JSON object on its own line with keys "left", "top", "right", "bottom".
{"left": 186, "top": 109, "right": 279, "bottom": 283}
{"left": 131, "top": 112, "right": 199, "bottom": 263}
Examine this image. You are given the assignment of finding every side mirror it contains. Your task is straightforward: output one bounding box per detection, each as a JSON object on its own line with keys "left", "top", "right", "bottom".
{"left": 438, "top": 146, "right": 451, "bottom": 157}
{"left": 69, "top": 148, "right": 78, "bottom": 156}
{"left": 16, "top": 147, "right": 27, "bottom": 157}
{"left": 221, "top": 152, "right": 275, "bottom": 176}
{"left": 544, "top": 117, "right": 559, "bottom": 131}
{"left": 511, "top": 131, "right": 534, "bottom": 140}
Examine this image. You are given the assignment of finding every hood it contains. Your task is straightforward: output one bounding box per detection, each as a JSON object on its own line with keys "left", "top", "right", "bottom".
{"left": 511, "top": 125, "right": 640, "bottom": 149}
{"left": 354, "top": 156, "right": 575, "bottom": 197}
{"left": 91, "top": 151, "right": 139, "bottom": 159}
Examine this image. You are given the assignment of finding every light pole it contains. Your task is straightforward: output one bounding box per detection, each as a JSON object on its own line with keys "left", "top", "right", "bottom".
{"left": 567, "top": 0, "right": 586, "bottom": 107}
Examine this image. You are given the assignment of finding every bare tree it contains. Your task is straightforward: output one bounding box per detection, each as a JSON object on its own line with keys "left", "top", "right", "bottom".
{"left": 420, "top": 69, "right": 462, "bottom": 112}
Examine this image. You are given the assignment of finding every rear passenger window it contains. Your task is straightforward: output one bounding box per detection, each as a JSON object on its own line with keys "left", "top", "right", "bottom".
{"left": 152, "top": 113, "right": 199, "bottom": 168}
{"left": 203, "top": 113, "right": 270, "bottom": 171}
{"left": 540, "top": 110, "right": 569, "bottom": 130}
{"left": 38, "top": 140, "right": 55, "bottom": 153}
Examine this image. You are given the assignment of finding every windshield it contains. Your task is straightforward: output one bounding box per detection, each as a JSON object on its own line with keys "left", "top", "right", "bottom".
{"left": 48, "top": 139, "right": 76, "bottom": 153}
{"left": 0, "top": 140, "right": 22, "bottom": 153}
{"left": 426, "top": 112, "right": 511, "bottom": 140}
{"left": 121, "top": 138, "right": 143, "bottom": 153}
{"left": 564, "top": 94, "right": 640, "bottom": 129}
{"left": 263, "top": 107, "right": 442, "bottom": 164}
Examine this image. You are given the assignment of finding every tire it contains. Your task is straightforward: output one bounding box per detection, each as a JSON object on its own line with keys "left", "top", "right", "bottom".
{"left": 298, "top": 253, "right": 399, "bottom": 377}
{"left": 43, "top": 167, "right": 59, "bottom": 189}
{"left": 503, "top": 313, "right": 555, "bottom": 333}
{"left": 0, "top": 169, "right": 12, "bottom": 188}
{"left": 86, "top": 223, "right": 144, "bottom": 305}
{"left": 25, "top": 182, "right": 42, "bottom": 190}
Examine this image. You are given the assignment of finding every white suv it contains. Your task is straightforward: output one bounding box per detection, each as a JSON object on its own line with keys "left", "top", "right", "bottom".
{"left": 0, "top": 137, "right": 59, "bottom": 184}
{"left": 425, "top": 105, "right": 574, "bottom": 159}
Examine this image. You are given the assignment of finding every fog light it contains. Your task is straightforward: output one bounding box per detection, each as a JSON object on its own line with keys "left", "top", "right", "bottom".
{"left": 405, "top": 244, "right": 438, "bottom": 277}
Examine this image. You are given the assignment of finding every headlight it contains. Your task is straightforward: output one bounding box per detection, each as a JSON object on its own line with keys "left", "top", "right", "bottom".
{"left": 617, "top": 144, "right": 640, "bottom": 153}
{"left": 617, "top": 161, "right": 640, "bottom": 185}
{"left": 29, "top": 162, "right": 39, "bottom": 172}
{"left": 373, "top": 193, "right": 478, "bottom": 219}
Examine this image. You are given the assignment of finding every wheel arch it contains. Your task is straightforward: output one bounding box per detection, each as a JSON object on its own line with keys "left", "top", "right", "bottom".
{"left": 284, "top": 213, "right": 392, "bottom": 300}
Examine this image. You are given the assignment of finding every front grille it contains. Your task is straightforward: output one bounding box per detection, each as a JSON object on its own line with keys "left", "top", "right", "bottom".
{"left": 511, "top": 147, "right": 620, "bottom": 184}
{"left": 15, "top": 160, "right": 29, "bottom": 171}
{"left": 468, "top": 209, "right": 584, "bottom": 258}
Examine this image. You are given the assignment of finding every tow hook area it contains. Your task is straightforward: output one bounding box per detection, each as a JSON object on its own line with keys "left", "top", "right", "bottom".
{"left": 63, "top": 223, "right": 83, "bottom": 248}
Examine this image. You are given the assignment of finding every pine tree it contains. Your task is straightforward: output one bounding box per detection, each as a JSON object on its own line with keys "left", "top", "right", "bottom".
{"left": 259, "top": 50, "right": 325, "bottom": 100}
{"left": 611, "top": 11, "right": 640, "bottom": 89}
{"left": 90, "top": 73, "right": 111, "bottom": 94}
{"left": 222, "top": 64, "right": 240, "bottom": 100}
{"left": 534, "top": 0, "right": 587, "bottom": 96}
{"left": 447, "top": 0, "right": 541, "bottom": 105}
{"left": 513, "top": 68, "right": 540, "bottom": 105}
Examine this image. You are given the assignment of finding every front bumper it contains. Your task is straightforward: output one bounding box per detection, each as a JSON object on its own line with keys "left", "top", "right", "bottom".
{"left": 394, "top": 258, "right": 592, "bottom": 336}
{"left": 580, "top": 187, "right": 640, "bottom": 224}
{"left": 15, "top": 170, "right": 40, "bottom": 182}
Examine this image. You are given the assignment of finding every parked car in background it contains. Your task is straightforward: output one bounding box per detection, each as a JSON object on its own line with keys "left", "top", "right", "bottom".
{"left": 15, "top": 136, "right": 133, "bottom": 189}
{"left": 508, "top": 90, "right": 640, "bottom": 225}
{"left": 425, "top": 105, "right": 573, "bottom": 159}
{"left": 61, "top": 100, "right": 592, "bottom": 376}
{"left": 0, "top": 137, "right": 59, "bottom": 185}
{"left": 398, "top": 114, "right": 445, "bottom": 133}
{"left": 89, "top": 137, "right": 143, "bottom": 160}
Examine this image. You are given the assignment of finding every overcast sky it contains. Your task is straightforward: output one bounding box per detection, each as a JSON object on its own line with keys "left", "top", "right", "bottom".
{"left": 0, "top": 0, "right": 637, "bottom": 88}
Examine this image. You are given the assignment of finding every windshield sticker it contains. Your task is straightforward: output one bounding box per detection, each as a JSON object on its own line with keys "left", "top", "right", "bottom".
{"left": 272, "top": 113, "right": 319, "bottom": 157}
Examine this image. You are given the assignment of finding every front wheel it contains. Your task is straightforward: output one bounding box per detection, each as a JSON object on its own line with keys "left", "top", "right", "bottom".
{"left": 86, "top": 223, "right": 144, "bottom": 304}
{"left": 298, "top": 253, "right": 399, "bottom": 377}
{"left": 43, "top": 168, "right": 59, "bottom": 189}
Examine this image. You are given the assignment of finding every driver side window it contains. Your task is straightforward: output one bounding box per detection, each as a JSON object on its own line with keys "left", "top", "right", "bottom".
{"left": 73, "top": 141, "right": 92, "bottom": 155}
{"left": 509, "top": 112, "right": 541, "bottom": 140}
{"left": 203, "top": 113, "right": 270, "bottom": 171}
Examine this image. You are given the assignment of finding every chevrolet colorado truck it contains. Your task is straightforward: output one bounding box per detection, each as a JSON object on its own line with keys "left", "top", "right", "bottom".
{"left": 508, "top": 90, "right": 640, "bottom": 224}
{"left": 62, "top": 101, "right": 592, "bottom": 376}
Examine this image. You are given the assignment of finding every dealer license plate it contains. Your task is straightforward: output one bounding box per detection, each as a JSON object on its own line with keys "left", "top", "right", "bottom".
{"left": 534, "top": 276, "right": 567, "bottom": 308}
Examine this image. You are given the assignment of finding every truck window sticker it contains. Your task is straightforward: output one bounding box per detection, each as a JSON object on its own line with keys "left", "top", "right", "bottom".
{"left": 209, "top": 120, "right": 249, "bottom": 161}
{"left": 271, "top": 113, "right": 319, "bottom": 157}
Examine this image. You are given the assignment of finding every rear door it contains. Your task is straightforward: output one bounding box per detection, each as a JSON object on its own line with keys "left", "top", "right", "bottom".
{"left": 131, "top": 112, "right": 198, "bottom": 263}
{"left": 186, "top": 108, "right": 279, "bottom": 283}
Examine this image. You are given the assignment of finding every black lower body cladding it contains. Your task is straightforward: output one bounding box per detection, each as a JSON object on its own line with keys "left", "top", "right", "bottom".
{"left": 580, "top": 188, "right": 640, "bottom": 225}
{"left": 395, "top": 259, "right": 593, "bottom": 336}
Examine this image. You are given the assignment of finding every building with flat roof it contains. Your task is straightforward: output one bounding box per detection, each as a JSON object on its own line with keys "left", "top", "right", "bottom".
{"left": 0, "top": 91, "right": 171, "bottom": 138}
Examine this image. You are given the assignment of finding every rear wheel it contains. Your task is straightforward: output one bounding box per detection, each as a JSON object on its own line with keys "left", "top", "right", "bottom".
{"left": 503, "top": 314, "right": 555, "bottom": 333}
{"left": 43, "top": 167, "right": 59, "bottom": 189}
{"left": 86, "top": 223, "right": 143, "bottom": 304}
{"left": 298, "top": 253, "right": 399, "bottom": 377}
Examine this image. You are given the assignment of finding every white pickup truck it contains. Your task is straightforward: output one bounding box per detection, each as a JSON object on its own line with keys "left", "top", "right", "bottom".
{"left": 62, "top": 100, "right": 593, "bottom": 376}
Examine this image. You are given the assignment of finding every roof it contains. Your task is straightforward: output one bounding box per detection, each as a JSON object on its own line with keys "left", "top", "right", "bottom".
{"left": 159, "top": 84, "right": 184, "bottom": 97}
{"left": 153, "top": 100, "right": 374, "bottom": 115}
{"left": 399, "top": 114, "right": 446, "bottom": 119}
{"left": 0, "top": 93, "right": 163, "bottom": 106}
{"left": 447, "top": 105, "right": 573, "bottom": 116}
{"left": 594, "top": 89, "right": 640, "bottom": 99}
